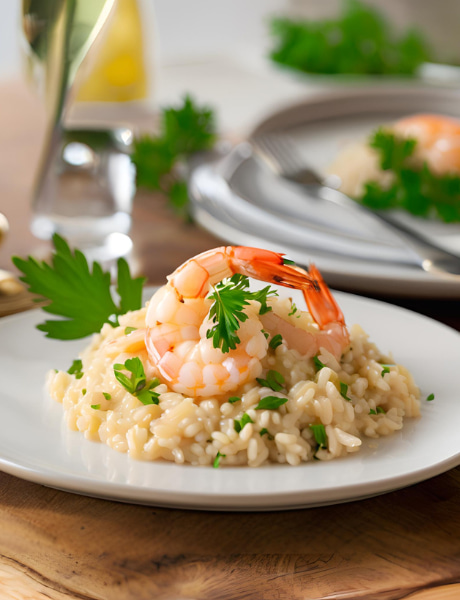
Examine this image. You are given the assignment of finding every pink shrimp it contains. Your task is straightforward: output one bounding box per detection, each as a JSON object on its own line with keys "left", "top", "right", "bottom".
{"left": 393, "top": 113, "right": 460, "bottom": 175}
{"left": 145, "top": 247, "right": 349, "bottom": 398}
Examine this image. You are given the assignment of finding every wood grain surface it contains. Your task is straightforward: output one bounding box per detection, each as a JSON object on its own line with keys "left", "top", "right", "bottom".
{"left": 1, "top": 80, "right": 460, "bottom": 600}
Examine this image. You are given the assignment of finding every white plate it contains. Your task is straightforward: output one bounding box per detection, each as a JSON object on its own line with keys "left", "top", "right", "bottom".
{"left": 1, "top": 289, "right": 460, "bottom": 511}
{"left": 190, "top": 87, "right": 460, "bottom": 297}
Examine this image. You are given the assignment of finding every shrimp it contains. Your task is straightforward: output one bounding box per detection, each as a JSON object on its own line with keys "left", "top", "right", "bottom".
{"left": 144, "top": 247, "right": 349, "bottom": 398}
{"left": 393, "top": 113, "right": 460, "bottom": 175}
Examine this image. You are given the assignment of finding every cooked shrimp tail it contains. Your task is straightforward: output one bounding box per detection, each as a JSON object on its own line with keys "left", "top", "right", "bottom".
{"left": 304, "top": 264, "right": 344, "bottom": 328}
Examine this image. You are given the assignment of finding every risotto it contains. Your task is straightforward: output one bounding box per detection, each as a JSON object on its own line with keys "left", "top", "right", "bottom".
{"left": 48, "top": 297, "right": 420, "bottom": 467}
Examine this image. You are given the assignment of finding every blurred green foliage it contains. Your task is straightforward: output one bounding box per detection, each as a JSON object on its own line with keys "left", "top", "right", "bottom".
{"left": 269, "top": 0, "right": 432, "bottom": 76}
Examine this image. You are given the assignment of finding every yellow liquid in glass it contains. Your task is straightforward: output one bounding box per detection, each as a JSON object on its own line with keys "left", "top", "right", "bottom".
{"left": 75, "top": 0, "right": 148, "bottom": 103}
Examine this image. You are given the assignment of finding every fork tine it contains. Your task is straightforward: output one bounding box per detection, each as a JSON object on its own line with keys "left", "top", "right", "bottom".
{"left": 253, "top": 133, "right": 307, "bottom": 177}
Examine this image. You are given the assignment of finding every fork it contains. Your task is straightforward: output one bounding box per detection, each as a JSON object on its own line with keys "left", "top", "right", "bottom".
{"left": 251, "top": 132, "right": 460, "bottom": 278}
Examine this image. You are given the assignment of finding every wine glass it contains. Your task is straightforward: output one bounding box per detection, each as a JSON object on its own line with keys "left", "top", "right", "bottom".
{"left": 21, "top": 0, "right": 136, "bottom": 262}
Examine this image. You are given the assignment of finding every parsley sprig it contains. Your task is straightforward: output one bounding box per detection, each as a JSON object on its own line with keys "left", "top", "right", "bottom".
{"left": 131, "top": 95, "right": 216, "bottom": 217}
{"left": 206, "top": 274, "right": 278, "bottom": 353}
{"left": 12, "top": 234, "right": 145, "bottom": 340}
{"left": 269, "top": 0, "right": 432, "bottom": 77}
{"left": 359, "top": 129, "right": 460, "bottom": 222}
{"left": 113, "top": 358, "right": 160, "bottom": 405}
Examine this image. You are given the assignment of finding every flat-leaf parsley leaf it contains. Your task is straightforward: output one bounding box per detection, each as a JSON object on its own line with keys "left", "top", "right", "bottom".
{"left": 12, "top": 234, "right": 145, "bottom": 340}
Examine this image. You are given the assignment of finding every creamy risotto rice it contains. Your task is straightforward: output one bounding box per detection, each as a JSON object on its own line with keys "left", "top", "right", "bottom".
{"left": 48, "top": 300, "right": 420, "bottom": 467}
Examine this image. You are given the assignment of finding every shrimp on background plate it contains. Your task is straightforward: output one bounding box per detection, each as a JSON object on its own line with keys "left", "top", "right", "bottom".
{"left": 393, "top": 113, "right": 460, "bottom": 175}
{"left": 329, "top": 113, "right": 460, "bottom": 198}
{"left": 144, "top": 246, "right": 349, "bottom": 398}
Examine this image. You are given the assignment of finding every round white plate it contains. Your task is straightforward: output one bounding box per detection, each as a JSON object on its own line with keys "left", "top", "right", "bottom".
{"left": 190, "top": 86, "right": 460, "bottom": 297}
{"left": 1, "top": 290, "right": 460, "bottom": 511}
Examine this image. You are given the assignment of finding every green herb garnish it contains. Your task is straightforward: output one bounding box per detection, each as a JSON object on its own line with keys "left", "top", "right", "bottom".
{"left": 228, "top": 396, "right": 241, "bottom": 404}
{"left": 213, "top": 451, "right": 226, "bottom": 468}
{"left": 82, "top": 389, "right": 86, "bottom": 395}
{"left": 313, "top": 355, "right": 326, "bottom": 371}
{"left": 369, "top": 406, "right": 386, "bottom": 415}
{"left": 91, "top": 404, "right": 101, "bottom": 410}
{"left": 339, "top": 382, "right": 352, "bottom": 402}
{"left": 67, "top": 359, "right": 84, "bottom": 380}
{"left": 255, "top": 396, "right": 288, "bottom": 410}
{"left": 12, "top": 234, "right": 145, "bottom": 340}
{"left": 131, "top": 95, "right": 216, "bottom": 217}
{"left": 234, "top": 413, "right": 254, "bottom": 433}
{"left": 282, "top": 257, "right": 296, "bottom": 265}
{"left": 288, "top": 302, "right": 298, "bottom": 316}
{"left": 426, "top": 393, "right": 435, "bottom": 401}
{"left": 380, "top": 364, "right": 392, "bottom": 377}
{"left": 269, "top": 334, "right": 283, "bottom": 349}
{"left": 256, "top": 369, "right": 285, "bottom": 392}
{"left": 102, "top": 392, "right": 111, "bottom": 400}
{"left": 124, "top": 327, "right": 137, "bottom": 335}
{"left": 269, "top": 0, "right": 431, "bottom": 77}
{"left": 113, "top": 358, "right": 160, "bottom": 405}
{"left": 259, "top": 428, "right": 274, "bottom": 440}
{"left": 309, "top": 423, "right": 328, "bottom": 450}
{"left": 359, "top": 129, "right": 460, "bottom": 222}
{"left": 206, "top": 274, "right": 278, "bottom": 353}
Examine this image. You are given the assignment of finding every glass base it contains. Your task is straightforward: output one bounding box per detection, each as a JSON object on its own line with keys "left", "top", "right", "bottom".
{"left": 31, "top": 213, "right": 133, "bottom": 263}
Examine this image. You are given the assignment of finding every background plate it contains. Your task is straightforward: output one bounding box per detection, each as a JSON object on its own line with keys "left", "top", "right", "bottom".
{"left": 190, "top": 86, "right": 460, "bottom": 297}
{"left": 1, "top": 289, "right": 460, "bottom": 511}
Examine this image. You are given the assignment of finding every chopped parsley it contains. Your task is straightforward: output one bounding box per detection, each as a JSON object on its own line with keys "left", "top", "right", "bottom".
{"left": 67, "top": 359, "right": 84, "bottom": 380}
{"left": 269, "top": 334, "right": 283, "bottom": 350}
{"left": 313, "top": 355, "right": 326, "bottom": 371}
{"left": 206, "top": 274, "right": 278, "bottom": 353}
{"left": 228, "top": 396, "right": 241, "bottom": 404}
{"left": 124, "top": 327, "right": 137, "bottom": 335}
{"left": 339, "top": 382, "right": 352, "bottom": 402}
{"left": 309, "top": 423, "right": 328, "bottom": 450}
{"left": 234, "top": 413, "right": 254, "bottom": 433}
{"left": 113, "top": 358, "right": 160, "bottom": 405}
{"left": 213, "top": 451, "right": 226, "bottom": 468}
{"left": 256, "top": 370, "right": 285, "bottom": 392}
{"left": 12, "top": 234, "right": 145, "bottom": 340}
{"left": 255, "top": 396, "right": 288, "bottom": 410}
{"left": 259, "top": 428, "right": 274, "bottom": 440}
{"left": 369, "top": 406, "right": 386, "bottom": 415}
{"left": 380, "top": 364, "right": 393, "bottom": 377}
{"left": 82, "top": 389, "right": 86, "bottom": 395}
{"left": 282, "top": 257, "right": 296, "bottom": 265}
{"left": 102, "top": 392, "right": 111, "bottom": 400}
{"left": 288, "top": 302, "right": 298, "bottom": 316}
{"left": 426, "top": 393, "right": 435, "bottom": 401}
{"left": 91, "top": 404, "right": 101, "bottom": 410}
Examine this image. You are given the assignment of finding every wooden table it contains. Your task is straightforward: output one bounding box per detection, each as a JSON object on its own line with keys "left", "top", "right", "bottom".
{"left": 1, "top": 81, "right": 460, "bottom": 600}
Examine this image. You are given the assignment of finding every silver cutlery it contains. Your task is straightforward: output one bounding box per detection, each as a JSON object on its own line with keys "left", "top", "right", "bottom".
{"left": 251, "top": 132, "right": 460, "bottom": 278}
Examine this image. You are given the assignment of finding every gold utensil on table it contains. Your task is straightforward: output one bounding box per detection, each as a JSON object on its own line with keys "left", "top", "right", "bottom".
{"left": 0, "top": 213, "right": 42, "bottom": 317}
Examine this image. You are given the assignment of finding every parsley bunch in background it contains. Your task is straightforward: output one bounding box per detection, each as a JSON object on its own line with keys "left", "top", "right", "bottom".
{"left": 359, "top": 129, "right": 460, "bottom": 222}
{"left": 269, "top": 0, "right": 432, "bottom": 76}
{"left": 131, "top": 95, "right": 216, "bottom": 218}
